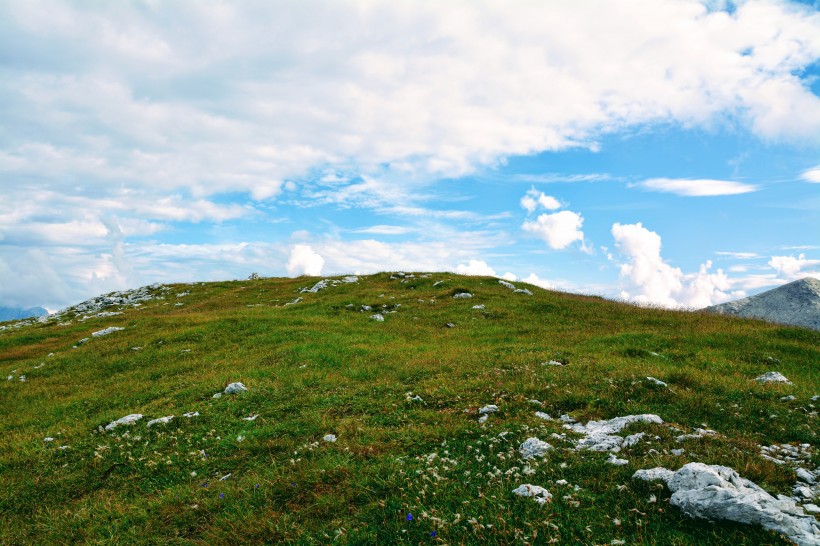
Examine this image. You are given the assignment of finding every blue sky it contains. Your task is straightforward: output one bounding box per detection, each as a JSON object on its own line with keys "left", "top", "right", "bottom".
{"left": 1, "top": 0, "right": 819, "bottom": 311}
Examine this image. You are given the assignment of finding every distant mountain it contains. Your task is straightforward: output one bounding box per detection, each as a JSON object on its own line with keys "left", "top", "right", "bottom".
{"left": 706, "top": 277, "right": 820, "bottom": 330}
{"left": 0, "top": 306, "right": 48, "bottom": 322}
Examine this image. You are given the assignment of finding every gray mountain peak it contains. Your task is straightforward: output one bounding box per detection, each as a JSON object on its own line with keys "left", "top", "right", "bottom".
{"left": 706, "top": 277, "right": 820, "bottom": 331}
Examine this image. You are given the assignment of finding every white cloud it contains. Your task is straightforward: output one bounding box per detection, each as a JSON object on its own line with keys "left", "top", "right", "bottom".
{"left": 714, "top": 251, "right": 760, "bottom": 259}
{"left": 611, "top": 222, "right": 739, "bottom": 308}
{"left": 768, "top": 254, "right": 820, "bottom": 280}
{"left": 352, "top": 225, "right": 412, "bottom": 235}
{"left": 637, "top": 178, "right": 758, "bottom": 196}
{"left": 522, "top": 211, "right": 585, "bottom": 250}
{"left": 521, "top": 273, "right": 554, "bottom": 290}
{"left": 455, "top": 259, "right": 497, "bottom": 276}
{"left": 800, "top": 167, "right": 820, "bottom": 183}
{"left": 520, "top": 189, "right": 561, "bottom": 213}
{"left": 501, "top": 272, "right": 517, "bottom": 281}
{"left": 286, "top": 245, "right": 324, "bottom": 277}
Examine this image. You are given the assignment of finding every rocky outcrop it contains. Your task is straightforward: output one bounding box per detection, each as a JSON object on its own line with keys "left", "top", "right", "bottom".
{"left": 706, "top": 277, "right": 820, "bottom": 331}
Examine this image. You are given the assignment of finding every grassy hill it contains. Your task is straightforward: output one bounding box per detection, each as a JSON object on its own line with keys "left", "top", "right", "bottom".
{"left": 1, "top": 273, "right": 818, "bottom": 545}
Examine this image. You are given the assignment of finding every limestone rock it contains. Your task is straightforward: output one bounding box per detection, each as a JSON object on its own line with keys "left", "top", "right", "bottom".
{"left": 224, "top": 382, "right": 247, "bottom": 394}
{"left": 756, "top": 372, "right": 792, "bottom": 384}
{"left": 519, "top": 437, "right": 553, "bottom": 459}
{"left": 512, "top": 484, "right": 552, "bottom": 505}
{"left": 105, "top": 414, "right": 143, "bottom": 430}
{"left": 666, "top": 463, "right": 820, "bottom": 546}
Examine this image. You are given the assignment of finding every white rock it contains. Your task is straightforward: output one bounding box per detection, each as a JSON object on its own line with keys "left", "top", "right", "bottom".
{"left": 284, "top": 297, "right": 302, "bottom": 306}
{"left": 6, "top": 375, "right": 13, "bottom": 381}
{"left": 755, "top": 372, "right": 792, "bottom": 384}
{"left": 472, "top": 304, "right": 486, "bottom": 309}
{"left": 453, "top": 292, "right": 473, "bottom": 299}
{"left": 535, "top": 411, "right": 552, "bottom": 421}
{"left": 796, "top": 468, "right": 815, "bottom": 484}
{"left": 147, "top": 415, "right": 174, "bottom": 427}
{"left": 671, "top": 448, "right": 686, "bottom": 456}
{"left": 77, "top": 338, "right": 90, "bottom": 345}
{"left": 343, "top": 276, "right": 359, "bottom": 283}
{"left": 529, "top": 399, "right": 544, "bottom": 406}
{"left": 646, "top": 376, "right": 668, "bottom": 387}
{"left": 183, "top": 411, "right": 200, "bottom": 418}
{"left": 224, "top": 382, "right": 247, "bottom": 394}
{"left": 44, "top": 437, "right": 54, "bottom": 442}
{"left": 478, "top": 414, "right": 489, "bottom": 424}
{"left": 370, "top": 314, "right": 384, "bottom": 322}
{"left": 542, "top": 360, "right": 564, "bottom": 366}
{"left": 301, "top": 280, "right": 329, "bottom": 293}
{"left": 608, "top": 454, "right": 629, "bottom": 466}
{"left": 519, "top": 437, "right": 554, "bottom": 459}
{"left": 499, "top": 280, "right": 516, "bottom": 290}
{"left": 514, "top": 288, "right": 533, "bottom": 296}
{"left": 479, "top": 405, "right": 499, "bottom": 415}
{"left": 804, "top": 504, "right": 820, "bottom": 514}
{"left": 632, "top": 467, "right": 675, "bottom": 483}
{"left": 323, "top": 434, "right": 337, "bottom": 442}
{"left": 569, "top": 414, "right": 664, "bottom": 452}
{"left": 667, "top": 462, "right": 820, "bottom": 546}
{"left": 212, "top": 392, "right": 222, "bottom": 399}
{"left": 512, "top": 484, "right": 552, "bottom": 505}
{"left": 781, "top": 395, "right": 796, "bottom": 401}
{"left": 92, "top": 327, "right": 124, "bottom": 337}
{"left": 105, "top": 414, "right": 143, "bottom": 430}
{"left": 242, "top": 414, "right": 260, "bottom": 421}
{"left": 623, "top": 432, "right": 646, "bottom": 447}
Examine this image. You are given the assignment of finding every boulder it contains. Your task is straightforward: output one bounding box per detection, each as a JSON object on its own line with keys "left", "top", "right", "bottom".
{"left": 224, "top": 382, "right": 247, "bottom": 394}
{"left": 105, "top": 414, "right": 143, "bottom": 431}
{"left": 519, "top": 437, "right": 553, "bottom": 459}
{"left": 512, "top": 484, "right": 552, "bottom": 505}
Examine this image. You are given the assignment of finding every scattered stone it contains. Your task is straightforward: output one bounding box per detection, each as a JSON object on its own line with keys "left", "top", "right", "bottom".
{"left": 568, "top": 414, "right": 664, "bottom": 452}
{"left": 77, "top": 338, "right": 90, "bottom": 345}
{"left": 453, "top": 292, "right": 472, "bottom": 299}
{"left": 212, "top": 393, "right": 222, "bottom": 399}
{"left": 512, "top": 484, "right": 552, "bottom": 505}
{"left": 633, "top": 467, "right": 675, "bottom": 483}
{"left": 646, "top": 376, "right": 668, "bottom": 387}
{"left": 183, "top": 412, "right": 200, "bottom": 418}
{"left": 301, "top": 280, "right": 330, "bottom": 293}
{"left": 529, "top": 399, "right": 544, "bottom": 406}
{"left": 514, "top": 288, "right": 533, "bottom": 296}
{"left": 432, "top": 280, "right": 444, "bottom": 287}
{"left": 478, "top": 414, "right": 489, "bottom": 424}
{"left": 92, "top": 327, "right": 125, "bottom": 337}
{"left": 499, "top": 280, "right": 516, "bottom": 290}
{"left": 796, "top": 468, "right": 816, "bottom": 484}
{"left": 755, "top": 372, "right": 792, "bottom": 384}
{"left": 44, "top": 437, "right": 54, "bottom": 442}
{"left": 479, "top": 405, "right": 499, "bottom": 415}
{"left": 624, "top": 432, "right": 646, "bottom": 447}
{"left": 781, "top": 395, "right": 796, "bottom": 401}
{"left": 445, "top": 322, "right": 456, "bottom": 328}
{"left": 675, "top": 428, "right": 718, "bottom": 442}
{"left": 343, "top": 276, "right": 359, "bottom": 283}
{"left": 176, "top": 291, "right": 190, "bottom": 297}
{"left": 519, "top": 437, "right": 554, "bottom": 459}
{"left": 671, "top": 448, "right": 686, "bottom": 456}
{"left": 370, "top": 314, "right": 384, "bottom": 322}
{"left": 224, "top": 382, "right": 247, "bottom": 394}
{"left": 323, "top": 434, "right": 337, "bottom": 443}
{"left": 19, "top": 375, "right": 26, "bottom": 382}
{"left": 608, "top": 454, "right": 629, "bottom": 466}
{"left": 242, "top": 414, "right": 260, "bottom": 421}
{"left": 147, "top": 415, "right": 174, "bottom": 427}
{"left": 472, "top": 304, "right": 485, "bottom": 309}
{"left": 666, "top": 463, "right": 820, "bottom": 546}
{"left": 804, "top": 504, "right": 820, "bottom": 515}
{"left": 542, "top": 360, "right": 565, "bottom": 367}
{"left": 219, "top": 473, "right": 232, "bottom": 481}
{"left": 284, "top": 297, "right": 302, "bottom": 306}
{"left": 6, "top": 375, "right": 12, "bottom": 381}
{"left": 535, "top": 411, "right": 552, "bottom": 421}
{"left": 131, "top": 346, "right": 142, "bottom": 351}
{"left": 58, "top": 445, "right": 69, "bottom": 450}
{"left": 105, "top": 414, "right": 143, "bottom": 431}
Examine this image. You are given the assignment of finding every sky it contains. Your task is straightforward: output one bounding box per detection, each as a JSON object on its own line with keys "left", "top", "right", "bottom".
{"left": 1, "top": 0, "right": 819, "bottom": 312}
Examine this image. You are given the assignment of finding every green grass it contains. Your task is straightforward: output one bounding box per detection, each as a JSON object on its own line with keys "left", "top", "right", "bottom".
{"left": 0, "top": 273, "right": 817, "bottom": 544}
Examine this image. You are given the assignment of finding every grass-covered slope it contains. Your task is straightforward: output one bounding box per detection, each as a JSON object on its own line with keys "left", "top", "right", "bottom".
{"left": 0, "top": 273, "right": 818, "bottom": 545}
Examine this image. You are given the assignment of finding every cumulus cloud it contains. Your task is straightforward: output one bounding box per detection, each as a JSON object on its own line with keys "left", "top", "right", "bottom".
{"left": 611, "top": 222, "right": 740, "bottom": 308}
{"left": 637, "top": 178, "right": 758, "bottom": 196}
{"left": 800, "top": 167, "right": 820, "bottom": 183}
{"left": 520, "top": 190, "right": 561, "bottom": 213}
{"left": 286, "top": 245, "right": 325, "bottom": 277}
{"left": 521, "top": 273, "right": 555, "bottom": 290}
{"left": 768, "top": 254, "right": 820, "bottom": 280}
{"left": 455, "top": 259, "right": 498, "bottom": 276}
{"left": 523, "top": 211, "right": 585, "bottom": 250}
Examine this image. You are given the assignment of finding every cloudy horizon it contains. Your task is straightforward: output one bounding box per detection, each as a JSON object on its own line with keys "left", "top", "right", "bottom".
{"left": 2, "top": 0, "right": 819, "bottom": 312}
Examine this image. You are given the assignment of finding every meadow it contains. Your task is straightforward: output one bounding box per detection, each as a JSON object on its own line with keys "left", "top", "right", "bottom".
{"left": 0, "top": 273, "right": 817, "bottom": 544}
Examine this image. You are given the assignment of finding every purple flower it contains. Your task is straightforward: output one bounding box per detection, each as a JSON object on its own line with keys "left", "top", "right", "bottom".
{"left": 406, "top": 513, "right": 413, "bottom": 521}
{"left": 219, "top": 492, "right": 225, "bottom": 499}
{"left": 255, "top": 483, "right": 260, "bottom": 489}
{"left": 430, "top": 530, "right": 437, "bottom": 537}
